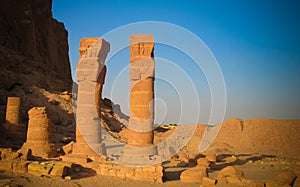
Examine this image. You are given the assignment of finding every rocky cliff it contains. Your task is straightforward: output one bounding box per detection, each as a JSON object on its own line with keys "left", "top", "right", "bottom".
{"left": 0, "top": 0, "right": 72, "bottom": 126}
{"left": 0, "top": 0, "right": 72, "bottom": 92}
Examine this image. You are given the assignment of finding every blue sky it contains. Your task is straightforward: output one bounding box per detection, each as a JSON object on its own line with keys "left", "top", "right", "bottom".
{"left": 53, "top": 0, "right": 300, "bottom": 124}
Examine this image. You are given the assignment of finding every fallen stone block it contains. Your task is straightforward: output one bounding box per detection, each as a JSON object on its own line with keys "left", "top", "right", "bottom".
{"left": 217, "top": 166, "right": 244, "bottom": 185}
{"left": 180, "top": 166, "right": 207, "bottom": 184}
{"left": 196, "top": 158, "right": 209, "bottom": 167}
{"left": 206, "top": 154, "right": 217, "bottom": 162}
{"left": 0, "top": 161, "right": 13, "bottom": 171}
{"left": 62, "top": 141, "right": 74, "bottom": 155}
{"left": 12, "top": 161, "right": 30, "bottom": 173}
{"left": 50, "top": 162, "right": 73, "bottom": 177}
{"left": 28, "top": 162, "right": 53, "bottom": 176}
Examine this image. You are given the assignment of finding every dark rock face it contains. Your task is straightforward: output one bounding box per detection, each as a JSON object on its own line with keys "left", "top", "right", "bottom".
{"left": 0, "top": 0, "right": 73, "bottom": 137}
{"left": 0, "top": 0, "right": 72, "bottom": 92}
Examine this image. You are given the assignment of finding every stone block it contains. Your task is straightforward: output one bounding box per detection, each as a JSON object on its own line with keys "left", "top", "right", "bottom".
{"left": 180, "top": 166, "right": 207, "bottom": 184}
{"left": 197, "top": 158, "right": 209, "bottom": 167}
{"left": 62, "top": 141, "right": 74, "bottom": 155}
{"left": 50, "top": 162, "right": 73, "bottom": 177}
{"left": 28, "top": 162, "right": 53, "bottom": 176}
{"left": 206, "top": 154, "right": 217, "bottom": 162}
{"left": 0, "top": 161, "right": 13, "bottom": 171}
{"left": 60, "top": 155, "right": 88, "bottom": 164}
{"left": 12, "top": 161, "right": 29, "bottom": 173}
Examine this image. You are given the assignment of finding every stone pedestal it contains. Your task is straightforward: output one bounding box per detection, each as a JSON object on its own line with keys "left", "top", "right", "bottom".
{"left": 21, "top": 107, "right": 57, "bottom": 158}
{"left": 73, "top": 38, "right": 109, "bottom": 160}
{"left": 124, "top": 34, "right": 156, "bottom": 159}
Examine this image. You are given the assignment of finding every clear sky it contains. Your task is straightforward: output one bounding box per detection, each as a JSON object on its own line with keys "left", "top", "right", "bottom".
{"left": 53, "top": 0, "right": 300, "bottom": 124}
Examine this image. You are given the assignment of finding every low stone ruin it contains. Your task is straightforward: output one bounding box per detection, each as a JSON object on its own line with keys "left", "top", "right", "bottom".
{"left": 20, "top": 107, "right": 57, "bottom": 158}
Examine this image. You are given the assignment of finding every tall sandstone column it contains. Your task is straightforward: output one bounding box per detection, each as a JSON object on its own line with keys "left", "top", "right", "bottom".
{"left": 73, "top": 38, "right": 109, "bottom": 159}
{"left": 126, "top": 34, "right": 155, "bottom": 156}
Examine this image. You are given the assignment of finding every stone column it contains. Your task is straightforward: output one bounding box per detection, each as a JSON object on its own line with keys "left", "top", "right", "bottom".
{"left": 5, "top": 97, "right": 20, "bottom": 125}
{"left": 21, "top": 107, "right": 57, "bottom": 158}
{"left": 4, "top": 97, "right": 26, "bottom": 143}
{"left": 125, "top": 34, "right": 156, "bottom": 156}
{"left": 73, "top": 38, "right": 109, "bottom": 159}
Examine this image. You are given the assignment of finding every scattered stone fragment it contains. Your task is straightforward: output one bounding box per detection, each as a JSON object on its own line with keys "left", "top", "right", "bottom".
{"left": 62, "top": 141, "right": 74, "bottom": 155}
{"left": 180, "top": 166, "right": 207, "bottom": 184}
{"left": 197, "top": 158, "right": 209, "bottom": 167}
{"left": 177, "top": 161, "right": 186, "bottom": 167}
{"left": 217, "top": 166, "right": 244, "bottom": 185}
{"left": 206, "top": 154, "right": 217, "bottom": 162}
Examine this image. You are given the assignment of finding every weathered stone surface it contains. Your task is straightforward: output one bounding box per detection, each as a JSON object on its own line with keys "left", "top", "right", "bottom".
{"left": 276, "top": 170, "right": 296, "bottom": 186}
{"left": 62, "top": 141, "right": 74, "bottom": 155}
{"left": 0, "top": 148, "right": 13, "bottom": 160}
{"left": 12, "top": 161, "right": 29, "bottom": 173}
{"left": 197, "top": 158, "right": 210, "bottom": 167}
{"left": 206, "top": 154, "right": 217, "bottom": 162}
{"left": 74, "top": 38, "right": 109, "bottom": 158}
{"left": 50, "top": 162, "right": 73, "bottom": 177}
{"left": 125, "top": 34, "right": 155, "bottom": 158}
{"left": 28, "top": 162, "right": 53, "bottom": 176}
{"left": 180, "top": 166, "right": 207, "bottom": 184}
{"left": 202, "top": 177, "right": 216, "bottom": 186}
{"left": 17, "top": 148, "right": 33, "bottom": 161}
{"left": 217, "top": 166, "right": 244, "bottom": 185}
{"left": 0, "top": 161, "right": 13, "bottom": 171}
{"left": 0, "top": 1, "right": 72, "bottom": 131}
{"left": 21, "top": 107, "right": 57, "bottom": 158}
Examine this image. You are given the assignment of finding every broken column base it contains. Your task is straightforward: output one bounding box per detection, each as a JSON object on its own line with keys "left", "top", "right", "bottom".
{"left": 119, "top": 145, "right": 161, "bottom": 166}
{"left": 20, "top": 142, "right": 58, "bottom": 159}
{"left": 72, "top": 142, "right": 107, "bottom": 162}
